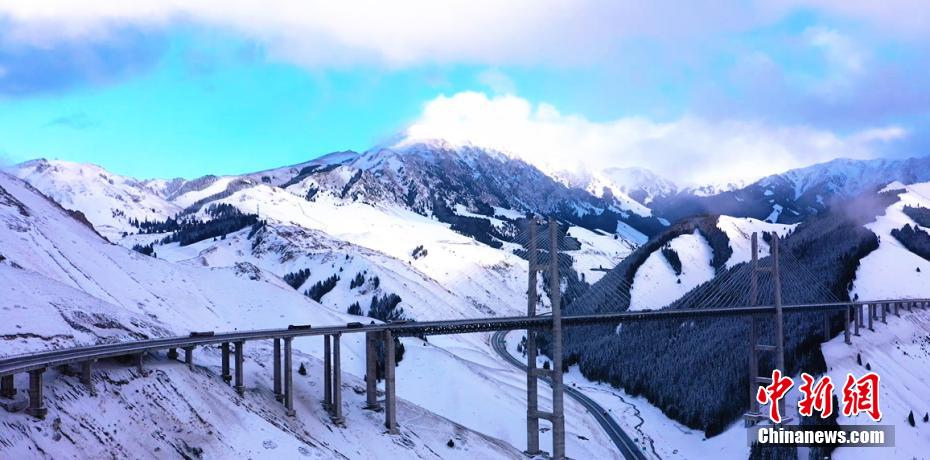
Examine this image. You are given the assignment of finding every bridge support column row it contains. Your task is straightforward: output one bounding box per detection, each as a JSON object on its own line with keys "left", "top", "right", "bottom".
{"left": 1, "top": 375, "right": 15, "bottom": 398}
{"left": 881, "top": 303, "right": 887, "bottom": 324}
{"left": 81, "top": 360, "right": 96, "bottom": 396}
{"left": 234, "top": 341, "right": 245, "bottom": 396}
{"left": 894, "top": 302, "right": 900, "bottom": 317}
{"left": 321, "top": 333, "right": 344, "bottom": 424}
{"left": 25, "top": 368, "right": 47, "bottom": 419}
{"left": 384, "top": 329, "right": 398, "bottom": 434}
{"left": 283, "top": 337, "right": 295, "bottom": 416}
{"left": 364, "top": 332, "right": 381, "bottom": 411}
{"left": 221, "top": 343, "right": 231, "bottom": 383}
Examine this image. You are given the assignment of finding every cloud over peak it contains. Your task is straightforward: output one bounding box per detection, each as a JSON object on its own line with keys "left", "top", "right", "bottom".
{"left": 400, "top": 91, "right": 907, "bottom": 187}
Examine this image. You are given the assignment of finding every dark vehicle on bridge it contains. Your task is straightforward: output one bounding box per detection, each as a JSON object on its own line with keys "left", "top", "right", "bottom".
{"left": 287, "top": 324, "right": 313, "bottom": 330}
{"left": 346, "top": 322, "right": 364, "bottom": 328}
{"left": 189, "top": 331, "right": 215, "bottom": 337}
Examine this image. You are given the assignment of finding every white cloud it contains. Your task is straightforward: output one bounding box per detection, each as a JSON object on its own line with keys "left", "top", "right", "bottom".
{"left": 399, "top": 91, "right": 907, "bottom": 187}
{"left": 0, "top": 0, "right": 755, "bottom": 67}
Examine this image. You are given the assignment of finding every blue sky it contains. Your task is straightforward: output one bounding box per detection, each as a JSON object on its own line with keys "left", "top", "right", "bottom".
{"left": 0, "top": 1, "right": 928, "bottom": 185}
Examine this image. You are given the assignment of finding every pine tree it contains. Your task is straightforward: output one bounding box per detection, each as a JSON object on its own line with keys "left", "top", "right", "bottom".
{"left": 857, "top": 353, "right": 862, "bottom": 365}
{"left": 298, "top": 363, "right": 307, "bottom": 376}
{"left": 909, "top": 410, "right": 916, "bottom": 427}
{"left": 923, "top": 412, "right": 928, "bottom": 422}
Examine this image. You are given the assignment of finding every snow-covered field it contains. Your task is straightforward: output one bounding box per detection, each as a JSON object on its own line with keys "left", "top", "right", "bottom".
{"left": 629, "top": 230, "right": 716, "bottom": 311}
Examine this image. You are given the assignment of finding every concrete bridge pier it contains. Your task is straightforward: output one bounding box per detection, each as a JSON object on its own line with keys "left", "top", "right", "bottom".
{"left": 857, "top": 304, "right": 863, "bottom": 332}
{"left": 844, "top": 307, "right": 851, "bottom": 345}
{"left": 908, "top": 301, "right": 913, "bottom": 312}
{"left": 323, "top": 335, "right": 332, "bottom": 411}
{"left": 167, "top": 348, "right": 178, "bottom": 361}
{"left": 1, "top": 375, "right": 15, "bottom": 398}
{"left": 273, "top": 339, "right": 283, "bottom": 402}
{"left": 881, "top": 304, "right": 887, "bottom": 324}
{"left": 25, "top": 368, "right": 47, "bottom": 419}
{"left": 331, "top": 333, "right": 345, "bottom": 425}
{"left": 823, "top": 313, "right": 831, "bottom": 342}
{"left": 854, "top": 304, "right": 861, "bottom": 336}
{"left": 135, "top": 353, "right": 145, "bottom": 374}
{"left": 234, "top": 341, "right": 245, "bottom": 396}
{"left": 283, "top": 337, "right": 295, "bottom": 416}
{"left": 183, "top": 347, "right": 194, "bottom": 370}
{"left": 384, "top": 329, "right": 398, "bottom": 434}
{"left": 221, "top": 343, "right": 231, "bottom": 384}
{"left": 868, "top": 304, "right": 874, "bottom": 331}
{"left": 80, "top": 360, "right": 96, "bottom": 396}
{"left": 364, "top": 332, "right": 381, "bottom": 411}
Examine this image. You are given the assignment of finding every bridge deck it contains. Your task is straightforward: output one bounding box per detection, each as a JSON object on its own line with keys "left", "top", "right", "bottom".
{"left": 0, "top": 299, "right": 919, "bottom": 377}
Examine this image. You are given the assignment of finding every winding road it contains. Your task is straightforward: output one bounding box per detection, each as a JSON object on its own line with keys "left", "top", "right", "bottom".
{"left": 490, "top": 330, "right": 649, "bottom": 460}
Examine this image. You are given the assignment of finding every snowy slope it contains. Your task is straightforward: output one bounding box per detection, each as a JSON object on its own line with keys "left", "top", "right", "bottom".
{"left": 629, "top": 230, "right": 716, "bottom": 311}
{"left": 565, "top": 226, "right": 637, "bottom": 283}
{"left": 850, "top": 181, "right": 930, "bottom": 300}
{"left": 0, "top": 172, "right": 537, "bottom": 459}
{"left": 10, "top": 159, "right": 182, "bottom": 241}
{"left": 716, "top": 216, "right": 795, "bottom": 268}
{"left": 1, "top": 169, "right": 629, "bottom": 458}
{"left": 816, "top": 181, "right": 930, "bottom": 459}
{"left": 821, "top": 307, "right": 930, "bottom": 460}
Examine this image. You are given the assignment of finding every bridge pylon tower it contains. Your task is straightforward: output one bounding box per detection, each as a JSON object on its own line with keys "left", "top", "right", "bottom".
{"left": 744, "top": 232, "right": 790, "bottom": 426}
{"left": 523, "top": 217, "right": 566, "bottom": 459}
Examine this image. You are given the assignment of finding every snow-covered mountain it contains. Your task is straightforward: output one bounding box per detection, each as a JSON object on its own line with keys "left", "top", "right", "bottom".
{"left": 0, "top": 170, "right": 543, "bottom": 458}
{"left": 3, "top": 144, "right": 645, "bottom": 458}
{"left": 652, "top": 155, "right": 930, "bottom": 225}
{"left": 11, "top": 139, "right": 930, "bottom": 459}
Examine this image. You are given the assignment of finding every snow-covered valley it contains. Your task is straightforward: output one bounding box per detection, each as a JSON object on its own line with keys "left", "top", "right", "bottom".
{"left": 6, "top": 148, "right": 930, "bottom": 460}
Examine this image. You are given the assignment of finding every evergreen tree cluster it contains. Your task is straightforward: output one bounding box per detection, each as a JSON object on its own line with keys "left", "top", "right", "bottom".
{"left": 411, "top": 245, "right": 428, "bottom": 259}
{"left": 160, "top": 204, "right": 261, "bottom": 247}
{"left": 368, "top": 293, "right": 406, "bottom": 322}
{"left": 347, "top": 302, "right": 362, "bottom": 315}
{"left": 661, "top": 245, "right": 682, "bottom": 276}
{"left": 304, "top": 274, "right": 339, "bottom": 302}
{"left": 431, "top": 198, "right": 505, "bottom": 249}
{"left": 891, "top": 223, "right": 930, "bottom": 261}
{"left": 131, "top": 243, "right": 156, "bottom": 257}
{"left": 349, "top": 272, "right": 366, "bottom": 289}
{"left": 903, "top": 205, "right": 930, "bottom": 228}
{"left": 283, "top": 268, "right": 311, "bottom": 290}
